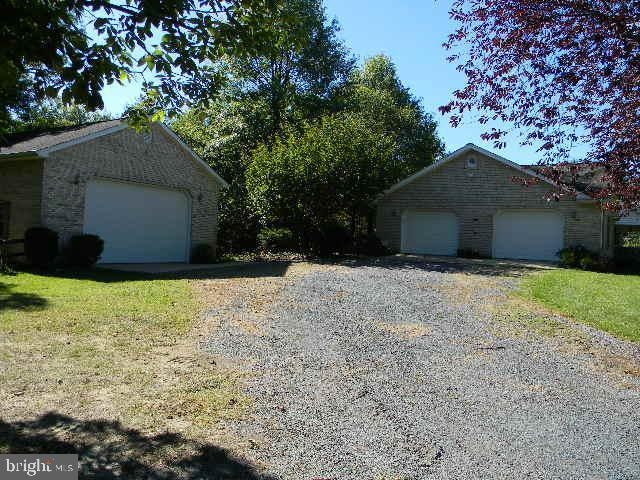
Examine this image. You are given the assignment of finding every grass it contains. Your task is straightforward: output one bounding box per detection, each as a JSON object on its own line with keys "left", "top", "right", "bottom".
{"left": 0, "top": 268, "right": 249, "bottom": 441}
{"left": 519, "top": 269, "right": 640, "bottom": 342}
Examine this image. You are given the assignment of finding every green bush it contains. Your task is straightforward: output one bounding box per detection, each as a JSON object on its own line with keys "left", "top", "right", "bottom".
{"left": 24, "top": 227, "right": 59, "bottom": 268}
{"left": 258, "top": 227, "right": 296, "bottom": 252}
{"left": 191, "top": 243, "right": 216, "bottom": 264}
{"left": 356, "top": 233, "right": 389, "bottom": 256}
{"left": 558, "top": 245, "right": 589, "bottom": 268}
{"left": 314, "top": 222, "right": 353, "bottom": 256}
{"left": 558, "top": 245, "right": 610, "bottom": 271}
{"left": 66, "top": 234, "right": 104, "bottom": 266}
{"left": 621, "top": 231, "right": 640, "bottom": 247}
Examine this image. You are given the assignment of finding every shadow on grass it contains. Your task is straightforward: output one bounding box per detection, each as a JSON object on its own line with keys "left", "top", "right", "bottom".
{"left": 11, "top": 261, "right": 293, "bottom": 284}
{"left": 0, "top": 282, "right": 48, "bottom": 312}
{"left": 0, "top": 412, "right": 272, "bottom": 479}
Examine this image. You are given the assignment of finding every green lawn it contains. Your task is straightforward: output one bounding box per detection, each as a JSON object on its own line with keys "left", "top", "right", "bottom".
{"left": 0, "top": 268, "right": 247, "bottom": 441}
{"left": 520, "top": 269, "right": 640, "bottom": 342}
{"left": 0, "top": 269, "right": 195, "bottom": 336}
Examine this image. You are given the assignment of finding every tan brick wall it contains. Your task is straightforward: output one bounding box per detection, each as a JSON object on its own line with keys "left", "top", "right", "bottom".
{"left": 41, "top": 124, "right": 221, "bottom": 253}
{"left": 0, "top": 158, "right": 43, "bottom": 239}
{"left": 376, "top": 151, "right": 603, "bottom": 256}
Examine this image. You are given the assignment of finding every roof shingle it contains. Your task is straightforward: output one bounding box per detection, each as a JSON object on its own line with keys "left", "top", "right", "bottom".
{"left": 0, "top": 120, "right": 123, "bottom": 155}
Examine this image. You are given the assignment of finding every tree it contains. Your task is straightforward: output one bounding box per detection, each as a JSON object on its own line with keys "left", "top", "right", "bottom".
{"left": 342, "top": 55, "right": 444, "bottom": 178}
{"left": 0, "top": 0, "right": 294, "bottom": 133}
{"left": 225, "top": 0, "right": 354, "bottom": 141}
{"left": 246, "top": 113, "right": 397, "bottom": 247}
{"left": 245, "top": 55, "right": 445, "bottom": 249}
{"left": 172, "top": 0, "right": 354, "bottom": 251}
{"left": 440, "top": 0, "right": 640, "bottom": 210}
{"left": 4, "top": 99, "right": 111, "bottom": 136}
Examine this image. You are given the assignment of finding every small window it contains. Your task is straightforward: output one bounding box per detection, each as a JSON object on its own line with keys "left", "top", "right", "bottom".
{"left": 0, "top": 202, "right": 10, "bottom": 239}
{"left": 467, "top": 156, "right": 478, "bottom": 169}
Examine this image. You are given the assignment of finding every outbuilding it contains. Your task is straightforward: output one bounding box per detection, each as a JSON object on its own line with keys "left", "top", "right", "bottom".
{"left": 0, "top": 120, "right": 227, "bottom": 263}
{"left": 376, "top": 144, "right": 614, "bottom": 261}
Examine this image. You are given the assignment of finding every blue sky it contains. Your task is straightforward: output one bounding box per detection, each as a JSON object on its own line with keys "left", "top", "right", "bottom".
{"left": 100, "top": 0, "right": 542, "bottom": 164}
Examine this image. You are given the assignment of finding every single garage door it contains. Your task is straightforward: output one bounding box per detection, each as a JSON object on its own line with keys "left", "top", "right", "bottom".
{"left": 493, "top": 210, "right": 564, "bottom": 261}
{"left": 83, "top": 180, "right": 190, "bottom": 263}
{"left": 401, "top": 211, "right": 459, "bottom": 255}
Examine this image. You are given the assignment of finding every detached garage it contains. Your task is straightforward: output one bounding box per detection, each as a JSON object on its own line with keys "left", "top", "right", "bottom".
{"left": 376, "top": 143, "right": 610, "bottom": 261}
{"left": 0, "top": 120, "right": 228, "bottom": 263}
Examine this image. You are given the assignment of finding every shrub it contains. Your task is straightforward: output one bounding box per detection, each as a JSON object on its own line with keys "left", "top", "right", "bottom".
{"left": 24, "top": 227, "right": 59, "bottom": 268}
{"left": 558, "top": 245, "right": 590, "bottom": 268}
{"left": 66, "top": 234, "right": 104, "bottom": 266}
{"left": 314, "top": 222, "right": 353, "bottom": 256}
{"left": 621, "top": 231, "right": 640, "bottom": 247}
{"left": 257, "top": 227, "right": 296, "bottom": 252}
{"left": 558, "top": 245, "right": 611, "bottom": 271}
{"left": 356, "top": 233, "right": 389, "bottom": 256}
{"left": 191, "top": 243, "right": 216, "bottom": 264}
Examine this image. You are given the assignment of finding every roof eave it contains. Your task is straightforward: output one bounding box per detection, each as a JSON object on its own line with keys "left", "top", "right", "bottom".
{"left": 158, "top": 123, "right": 230, "bottom": 189}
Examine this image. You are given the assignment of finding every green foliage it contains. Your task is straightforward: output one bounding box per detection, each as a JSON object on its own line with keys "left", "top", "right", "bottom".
{"left": 339, "top": 55, "right": 444, "bottom": 176}
{"left": 191, "top": 243, "right": 216, "bottom": 264}
{"left": 558, "top": 245, "right": 611, "bottom": 272}
{"left": 175, "top": 15, "right": 443, "bottom": 255}
{"left": 172, "top": 0, "right": 354, "bottom": 252}
{"left": 313, "top": 221, "right": 353, "bottom": 256}
{"left": 247, "top": 113, "right": 397, "bottom": 245}
{"left": 621, "top": 231, "right": 640, "bottom": 247}
{"left": 257, "top": 227, "right": 296, "bottom": 251}
{"left": 0, "top": 0, "right": 301, "bottom": 133}
{"left": 4, "top": 99, "right": 111, "bottom": 135}
{"left": 65, "top": 234, "right": 104, "bottom": 267}
{"left": 24, "top": 227, "right": 59, "bottom": 268}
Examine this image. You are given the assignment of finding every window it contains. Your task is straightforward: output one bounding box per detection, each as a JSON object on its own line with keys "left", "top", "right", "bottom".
{"left": 0, "top": 202, "right": 10, "bottom": 239}
{"left": 466, "top": 156, "right": 478, "bottom": 169}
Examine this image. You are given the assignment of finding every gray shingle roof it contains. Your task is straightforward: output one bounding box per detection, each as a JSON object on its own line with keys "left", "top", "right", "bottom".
{"left": 0, "top": 120, "right": 123, "bottom": 155}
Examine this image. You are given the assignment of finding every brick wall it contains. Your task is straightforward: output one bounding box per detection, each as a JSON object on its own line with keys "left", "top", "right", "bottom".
{"left": 376, "top": 151, "right": 603, "bottom": 256}
{"left": 0, "top": 158, "right": 43, "bottom": 239}
{"left": 42, "top": 124, "right": 221, "bottom": 253}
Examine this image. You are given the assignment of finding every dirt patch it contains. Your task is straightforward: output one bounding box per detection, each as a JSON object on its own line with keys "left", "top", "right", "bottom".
{"left": 375, "top": 321, "right": 432, "bottom": 339}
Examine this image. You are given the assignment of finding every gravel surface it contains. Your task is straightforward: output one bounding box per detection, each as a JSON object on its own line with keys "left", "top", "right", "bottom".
{"left": 204, "top": 257, "right": 640, "bottom": 479}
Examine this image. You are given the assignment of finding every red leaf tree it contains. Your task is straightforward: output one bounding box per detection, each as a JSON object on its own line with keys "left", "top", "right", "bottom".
{"left": 440, "top": 0, "right": 640, "bottom": 211}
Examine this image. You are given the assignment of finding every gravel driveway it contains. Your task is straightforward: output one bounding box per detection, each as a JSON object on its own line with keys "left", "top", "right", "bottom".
{"left": 204, "top": 257, "right": 640, "bottom": 479}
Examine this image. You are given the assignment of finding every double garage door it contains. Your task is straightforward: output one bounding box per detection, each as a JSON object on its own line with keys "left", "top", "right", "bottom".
{"left": 401, "top": 210, "right": 565, "bottom": 261}
{"left": 83, "top": 180, "right": 190, "bottom": 263}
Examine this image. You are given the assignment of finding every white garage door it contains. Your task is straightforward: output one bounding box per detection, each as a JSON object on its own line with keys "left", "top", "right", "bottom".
{"left": 401, "top": 211, "right": 459, "bottom": 256}
{"left": 84, "top": 180, "right": 190, "bottom": 263}
{"left": 493, "top": 210, "right": 564, "bottom": 261}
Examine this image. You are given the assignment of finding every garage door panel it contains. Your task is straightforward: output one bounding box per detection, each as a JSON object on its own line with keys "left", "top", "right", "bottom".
{"left": 402, "top": 211, "right": 459, "bottom": 256}
{"left": 84, "top": 180, "right": 190, "bottom": 263}
{"left": 493, "top": 210, "right": 564, "bottom": 261}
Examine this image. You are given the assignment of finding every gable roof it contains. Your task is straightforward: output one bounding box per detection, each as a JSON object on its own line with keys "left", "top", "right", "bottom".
{"left": 381, "top": 143, "right": 592, "bottom": 200}
{"left": 0, "top": 120, "right": 124, "bottom": 155}
{"left": 0, "top": 120, "right": 228, "bottom": 188}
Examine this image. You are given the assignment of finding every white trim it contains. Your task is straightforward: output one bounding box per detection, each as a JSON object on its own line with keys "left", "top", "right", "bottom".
{"left": 158, "top": 123, "right": 229, "bottom": 188}
{"left": 39, "top": 123, "right": 129, "bottom": 156}
{"left": 380, "top": 143, "right": 592, "bottom": 200}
